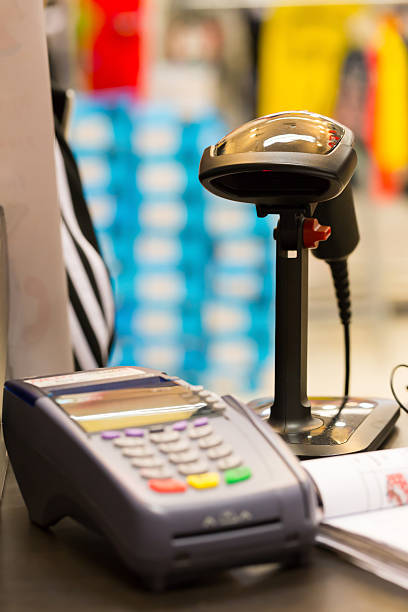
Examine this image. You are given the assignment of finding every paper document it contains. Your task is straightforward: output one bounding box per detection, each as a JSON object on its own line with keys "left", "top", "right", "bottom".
{"left": 325, "top": 505, "right": 408, "bottom": 553}
{"left": 317, "top": 507, "right": 408, "bottom": 591}
{"left": 303, "top": 447, "right": 408, "bottom": 519}
{"left": 304, "top": 448, "right": 408, "bottom": 590}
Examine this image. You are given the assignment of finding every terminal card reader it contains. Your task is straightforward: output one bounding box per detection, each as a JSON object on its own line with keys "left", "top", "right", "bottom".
{"left": 3, "top": 366, "right": 317, "bottom": 589}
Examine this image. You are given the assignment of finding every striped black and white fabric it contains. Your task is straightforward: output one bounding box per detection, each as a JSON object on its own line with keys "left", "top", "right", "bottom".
{"left": 53, "top": 121, "right": 115, "bottom": 371}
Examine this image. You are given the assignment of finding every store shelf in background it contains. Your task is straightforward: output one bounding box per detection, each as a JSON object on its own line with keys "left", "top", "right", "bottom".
{"left": 109, "top": 335, "right": 208, "bottom": 383}
{"left": 71, "top": 92, "right": 276, "bottom": 393}
{"left": 113, "top": 192, "right": 214, "bottom": 241}
{"left": 137, "top": 305, "right": 202, "bottom": 337}
{"left": 212, "top": 235, "right": 274, "bottom": 269}
{"left": 133, "top": 158, "right": 189, "bottom": 198}
{"left": 114, "top": 268, "right": 187, "bottom": 307}
{"left": 201, "top": 362, "right": 271, "bottom": 396}
{"left": 136, "top": 197, "right": 188, "bottom": 234}
{"left": 130, "top": 107, "right": 183, "bottom": 159}
{"left": 69, "top": 95, "right": 127, "bottom": 153}
{"left": 115, "top": 301, "right": 273, "bottom": 344}
{"left": 115, "top": 303, "right": 202, "bottom": 338}
{"left": 76, "top": 152, "right": 121, "bottom": 193}
{"left": 86, "top": 191, "right": 118, "bottom": 232}
{"left": 208, "top": 330, "right": 271, "bottom": 362}
{"left": 109, "top": 335, "right": 186, "bottom": 373}
{"left": 203, "top": 300, "right": 274, "bottom": 338}
{"left": 208, "top": 266, "right": 274, "bottom": 303}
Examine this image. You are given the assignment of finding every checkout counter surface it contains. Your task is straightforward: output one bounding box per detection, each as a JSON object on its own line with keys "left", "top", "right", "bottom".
{"left": 2, "top": 414, "right": 408, "bottom": 611}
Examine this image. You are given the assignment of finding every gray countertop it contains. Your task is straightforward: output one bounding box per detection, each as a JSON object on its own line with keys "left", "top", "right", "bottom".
{"left": 2, "top": 415, "right": 408, "bottom": 611}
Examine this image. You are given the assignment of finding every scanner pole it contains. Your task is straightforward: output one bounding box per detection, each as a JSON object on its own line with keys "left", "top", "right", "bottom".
{"left": 269, "top": 210, "right": 321, "bottom": 434}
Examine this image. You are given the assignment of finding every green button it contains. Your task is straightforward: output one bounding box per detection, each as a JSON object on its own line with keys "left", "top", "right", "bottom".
{"left": 224, "top": 466, "right": 252, "bottom": 484}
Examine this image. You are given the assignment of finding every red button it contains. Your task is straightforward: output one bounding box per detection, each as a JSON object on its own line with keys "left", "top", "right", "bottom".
{"left": 303, "top": 218, "right": 331, "bottom": 249}
{"left": 149, "top": 478, "right": 187, "bottom": 493}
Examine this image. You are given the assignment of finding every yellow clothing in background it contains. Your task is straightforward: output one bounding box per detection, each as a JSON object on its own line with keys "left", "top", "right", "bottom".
{"left": 258, "top": 6, "right": 358, "bottom": 118}
{"left": 371, "top": 16, "right": 408, "bottom": 175}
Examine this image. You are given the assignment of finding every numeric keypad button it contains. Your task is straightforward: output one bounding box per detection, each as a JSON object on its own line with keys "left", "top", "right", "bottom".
{"left": 198, "top": 390, "right": 216, "bottom": 399}
{"left": 207, "top": 444, "right": 233, "bottom": 459}
{"left": 188, "top": 425, "right": 213, "bottom": 439}
{"left": 198, "top": 434, "right": 223, "bottom": 449}
{"left": 101, "top": 431, "right": 121, "bottom": 440}
{"left": 178, "top": 460, "right": 208, "bottom": 476}
{"left": 172, "top": 421, "right": 188, "bottom": 432}
{"left": 150, "top": 431, "right": 180, "bottom": 444}
{"left": 189, "top": 385, "right": 204, "bottom": 392}
{"left": 114, "top": 437, "right": 146, "bottom": 448}
{"left": 212, "top": 401, "right": 226, "bottom": 411}
{"left": 204, "top": 394, "right": 221, "bottom": 404}
{"left": 122, "top": 447, "right": 154, "bottom": 458}
{"left": 131, "top": 457, "right": 165, "bottom": 469}
{"left": 193, "top": 417, "right": 209, "bottom": 427}
{"left": 158, "top": 439, "right": 190, "bottom": 453}
{"left": 139, "top": 467, "right": 173, "bottom": 480}
{"left": 169, "top": 450, "right": 200, "bottom": 464}
{"left": 149, "top": 479, "right": 187, "bottom": 493}
{"left": 125, "top": 428, "right": 144, "bottom": 438}
{"left": 187, "top": 472, "right": 220, "bottom": 490}
{"left": 217, "top": 455, "right": 242, "bottom": 470}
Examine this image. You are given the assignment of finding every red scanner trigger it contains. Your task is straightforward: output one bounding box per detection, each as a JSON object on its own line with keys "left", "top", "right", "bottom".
{"left": 303, "top": 218, "right": 331, "bottom": 249}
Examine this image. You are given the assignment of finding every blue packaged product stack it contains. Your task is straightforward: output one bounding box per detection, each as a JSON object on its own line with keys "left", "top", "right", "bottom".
{"left": 201, "top": 184, "right": 276, "bottom": 393}
{"left": 70, "top": 96, "right": 117, "bottom": 153}
{"left": 70, "top": 94, "right": 276, "bottom": 392}
{"left": 102, "top": 102, "right": 202, "bottom": 381}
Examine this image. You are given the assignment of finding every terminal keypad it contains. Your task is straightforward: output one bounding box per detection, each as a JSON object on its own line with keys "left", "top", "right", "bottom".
{"left": 99, "top": 386, "right": 252, "bottom": 493}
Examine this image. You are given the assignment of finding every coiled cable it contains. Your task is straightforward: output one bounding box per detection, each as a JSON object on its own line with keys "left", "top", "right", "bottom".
{"left": 328, "top": 259, "right": 351, "bottom": 399}
{"left": 390, "top": 364, "right": 408, "bottom": 414}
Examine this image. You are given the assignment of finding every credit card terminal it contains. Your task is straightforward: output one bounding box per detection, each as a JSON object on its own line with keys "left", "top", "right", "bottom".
{"left": 3, "top": 366, "right": 317, "bottom": 589}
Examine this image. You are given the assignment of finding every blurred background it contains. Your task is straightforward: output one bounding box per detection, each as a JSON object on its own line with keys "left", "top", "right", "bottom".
{"left": 45, "top": 0, "right": 408, "bottom": 404}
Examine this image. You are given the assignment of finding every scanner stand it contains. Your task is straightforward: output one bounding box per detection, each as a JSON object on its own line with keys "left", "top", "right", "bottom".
{"left": 248, "top": 204, "right": 399, "bottom": 458}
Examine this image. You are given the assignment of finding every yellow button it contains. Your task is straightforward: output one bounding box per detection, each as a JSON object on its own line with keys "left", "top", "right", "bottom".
{"left": 187, "top": 472, "right": 220, "bottom": 489}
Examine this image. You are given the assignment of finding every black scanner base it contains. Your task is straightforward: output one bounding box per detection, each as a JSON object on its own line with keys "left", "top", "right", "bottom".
{"left": 248, "top": 396, "right": 399, "bottom": 457}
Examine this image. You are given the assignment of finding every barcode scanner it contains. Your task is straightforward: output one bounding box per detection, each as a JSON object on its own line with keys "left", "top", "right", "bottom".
{"left": 200, "top": 110, "right": 399, "bottom": 457}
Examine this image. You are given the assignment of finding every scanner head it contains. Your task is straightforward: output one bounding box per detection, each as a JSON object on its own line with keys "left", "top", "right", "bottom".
{"left": 199, "top": 111, "right": 357, "bottom": 209}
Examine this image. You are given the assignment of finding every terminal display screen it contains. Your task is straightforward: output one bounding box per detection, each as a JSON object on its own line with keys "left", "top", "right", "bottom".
{"left": 51, "top": 379, "right": 207, "bottom": 433}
